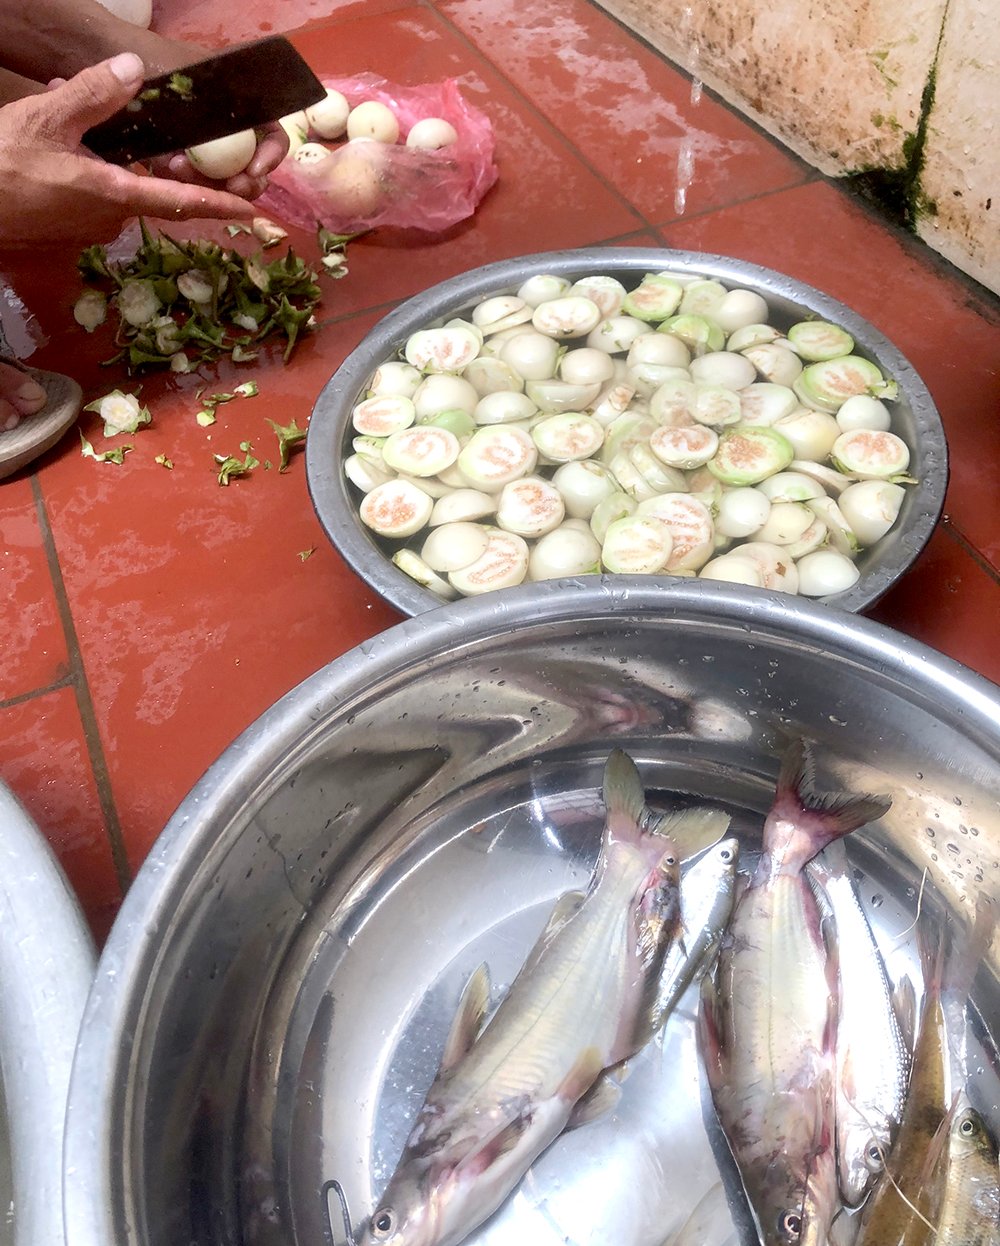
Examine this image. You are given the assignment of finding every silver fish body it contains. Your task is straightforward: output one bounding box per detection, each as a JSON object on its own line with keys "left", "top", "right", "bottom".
{"left": 935, "top": 1091, "right": 1000, "bottom": 1245}
{"left": 653, "top": 836, "right": 740, "bottom": 1034}
{"left": 807, "top": 838, "right": 912, "bottom": 1206}
{"left": 699, "top": 742, "right": 891, "bottom": 1246}
{"left": 358, "top": 749, "right": 729, "bottom": 1246}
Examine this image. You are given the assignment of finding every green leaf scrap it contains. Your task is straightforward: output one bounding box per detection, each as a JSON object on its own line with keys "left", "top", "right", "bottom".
{"left": 214, "top": 440, "right": 259, "bottom": 486}
{"left": 77, "top": 220, "right": 337, "bottom": 373}
{"left": 266, "top": 417, "right": 307, "bottom": 472}
{"left": 80, "top": 433, "right": 133, "bottom": 465}
{"left": 167, "top": 72, "right": 194, "bottom": 101}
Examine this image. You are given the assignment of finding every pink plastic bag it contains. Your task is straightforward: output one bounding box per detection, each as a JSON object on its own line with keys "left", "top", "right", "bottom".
{"left": 259, "top": 74, "right": 498, "bottom": 235}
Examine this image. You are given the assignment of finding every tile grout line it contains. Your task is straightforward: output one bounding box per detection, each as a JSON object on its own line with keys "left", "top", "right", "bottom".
{"left": 651, "top": 177, "right": 819, "bottom": 235}
{"left": 29, "top": 475, "right": 133, "bottom": 893}
{"left": 425, "top": 0, "right": 818, "bottom": 239}
{"left": 577, "top": 0, "right": 821, "bottom": 178}
{"left": 288, "top": 0, "right": 999, "bottom": 317}
{"left": 421, "top": 2, "right": 650, "bottom": 232}
{"left": 574, "top": 0, "right": 1000, "bottom": 315}
{"left": 942, "top": 518, "right": 1000, "bottom": 585}
{"left": 305, "top": 226, "right": 663, "bottom": 334}
{"left": 0, "top": 673, "right": 75, "bottom": 712}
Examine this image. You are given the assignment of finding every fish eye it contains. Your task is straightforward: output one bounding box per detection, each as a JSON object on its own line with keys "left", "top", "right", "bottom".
{"left": 720, "top": 847, "right": 734, "bottom": 862}
{"left": 866, "top": 1141, "right": 885, "bottom": 1171}
{"left": 372, "top": 1209, "right": 395, "bottom": 1237}
{"left": 778, "top": 1210, "right": 803, "bottom": 1241}
{"left": 960, "top": 1115, "right": 977, "bottom": 1137}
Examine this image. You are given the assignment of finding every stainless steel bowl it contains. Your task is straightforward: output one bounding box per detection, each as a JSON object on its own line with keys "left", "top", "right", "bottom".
{"left": 64, "top": 581, "right": 998, "bottom": 1246}
{"left": 307, "top": 247, "right": 948, "bottom": 617}
{"left": 0, "top": 783, "right": 95, "bottom": 1246}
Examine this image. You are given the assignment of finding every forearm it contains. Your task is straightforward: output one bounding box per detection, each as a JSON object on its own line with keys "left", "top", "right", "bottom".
{"left": 0, "top": 0, "right": 204, "bottom": 82}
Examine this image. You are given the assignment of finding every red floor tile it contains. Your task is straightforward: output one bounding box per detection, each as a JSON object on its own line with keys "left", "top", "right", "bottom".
{"left": 870, "top": 525, "right": 1000, "bottom": 688}
{"left": 38, "top": 318, "right": 401, "bottom": 869}
{"left": 435, "top": 0, "right": 809, "bottom": 223}
{"left": 0, "top": 688, "right": 123, "bottom": 942}
{"left": 152, "top": 0, "right": 408, "bottom": 46}
{"left": 0, "top": 477, "right": 69, "bottom": 702}
{"left": 277, "top": 8, "right": 645, "bottom": 295}
{"left": 1, "top": 0, "right": 998, "bottom": 947}
{"left": 658, "top": 183, "right": 1000, "bottom": 576}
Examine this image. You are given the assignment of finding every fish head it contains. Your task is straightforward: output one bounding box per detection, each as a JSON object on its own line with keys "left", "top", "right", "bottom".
{"left": 837, "top": 1122, "right": 892, "bottom": 1208}
{"left": 356, "top": 1168, "right": 443, "bottom": 1246}
{"left": 356, "top": 1155, "right": 488, "bottom": 1246}
{"left": 947, "top": 1093, "right": 999, "bottom": 1167}
{"left": 748, "top": 1143, "right": 840, "bottom": 1246}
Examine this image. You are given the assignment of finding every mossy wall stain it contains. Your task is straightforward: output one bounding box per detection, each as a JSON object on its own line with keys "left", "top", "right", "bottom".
{"left": 842, "top": 7, "right": 949, "bottom": 230}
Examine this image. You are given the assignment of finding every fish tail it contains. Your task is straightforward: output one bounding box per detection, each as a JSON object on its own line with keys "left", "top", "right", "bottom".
{"left": 652, "top": 806, "right": 733, "bottom": 861}
{"left": 934, "top": 892, "right": 997, "bottom": 1031}
{"left": 767, "top": 739, "right": 892, "bottom": 868}
{"left": 602, "top": 748, "right": 647, "bottom": 845}
{"left": 916, "top": 915, "right": 947, "bottom": 1002}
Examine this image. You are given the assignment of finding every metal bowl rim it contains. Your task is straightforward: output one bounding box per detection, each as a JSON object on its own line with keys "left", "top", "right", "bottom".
{"left": 306, "top": 245, "right": 948, "bottom": 617}
{"left": 64, "top": 576, "right": 1000, "bottom": 1246}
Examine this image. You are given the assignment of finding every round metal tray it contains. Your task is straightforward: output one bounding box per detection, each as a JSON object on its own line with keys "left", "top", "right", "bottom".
{"left": 63, "top": 581, "right": 998, "bottom": 1246}
{"left": 306, "top": 247, "right": 948, "bottom": 617}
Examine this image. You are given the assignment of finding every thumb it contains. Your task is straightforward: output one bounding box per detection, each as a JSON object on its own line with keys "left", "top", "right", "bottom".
{"left": 37, "top": 53, "right": 146, "bottom": 143}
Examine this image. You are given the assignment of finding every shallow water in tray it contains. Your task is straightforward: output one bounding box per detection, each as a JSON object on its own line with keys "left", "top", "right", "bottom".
{"left": 252, "top": 762, "right": 1000, "bottom": 1246}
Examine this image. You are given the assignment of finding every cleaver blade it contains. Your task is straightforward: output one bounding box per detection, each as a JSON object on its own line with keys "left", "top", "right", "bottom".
{"left": 83, "top": 36, "right": 326, "bottom": 166}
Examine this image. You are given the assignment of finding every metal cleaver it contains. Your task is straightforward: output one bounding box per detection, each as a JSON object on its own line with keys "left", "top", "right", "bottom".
{"left": 83, "top": 35, "right": 327, "bottom": 166}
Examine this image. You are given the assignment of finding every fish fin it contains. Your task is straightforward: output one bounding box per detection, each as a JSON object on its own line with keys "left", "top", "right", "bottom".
{"left": 664, "top": 1181, "right": 733, "bottom": 1246}
{"left": 540, "top": 889, "right": 587, "bottom": 938}
{"left": 892, "top": 975, "right": 917, "bottom": 1054}
{"left": 439, "top": 963, "right": 491, "bottom": 1074}
{"left": 558, "top": 1045, "right": 607, "bottom": 1104}
{"left": 652, "top": 806, "right": 732, "bottom": 861}
{"left": 942, "top": 892, "right": 997, "bottom": 1008}
{"left": 462, "top": 1109, "right": 532, "bottom": 1178}
{"left": 514, "top": 890, "right": 587, "bottom": 982}
{"left": 768, "top": 740, "right": 892, "bottom": 867}
{"left": 565, "top": 1069, "right": 623, "bottom": 1129}
{"left": 697, "top": 973, "right": 726, "bottom": 1091}
{"left": 828, "top": 1209, "right": 862, "bottom": 1246}
{"left": 915, "top": 1093, "right": 960, "bottom": 1192}
{"left": 603, "top": 748, "right": 647, "bottom": 843}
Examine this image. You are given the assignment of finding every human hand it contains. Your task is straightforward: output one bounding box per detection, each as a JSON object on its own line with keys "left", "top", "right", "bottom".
{"left": 0, "top": 53, "right": 257, "bottom": 251}
{"left": 159, "top": 121, "right": 290, "bottom": 201}
{"left": 137, "top": 37, "right": 289, "bottom": 201}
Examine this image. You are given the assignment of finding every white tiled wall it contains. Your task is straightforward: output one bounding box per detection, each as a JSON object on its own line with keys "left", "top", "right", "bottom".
{"left": 596, "top": 0, "right": 999, "bottom": 295}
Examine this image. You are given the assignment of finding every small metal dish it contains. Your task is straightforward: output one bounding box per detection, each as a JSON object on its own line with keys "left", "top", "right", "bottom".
{"left": 307, "top": 247, "right": 948, "bottom": 616}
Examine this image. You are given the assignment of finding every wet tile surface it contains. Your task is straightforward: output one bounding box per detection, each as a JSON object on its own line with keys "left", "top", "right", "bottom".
{"left": 38, "top": 320, "right": 401, "bottom": 869}
{"left": 436, "top": 0, "right": 811, "bottom": 223}
{"left": 870, "top": 524, "right": 1000, "bottom": 687}
{"left": 0, "top": 688, "right": 123, "bottom": 942}
{"left": 1, "top": 0, "right": 998, "bottom": 939}
{"left": 0, "top": 477, "right": 69, "bottom": 702}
